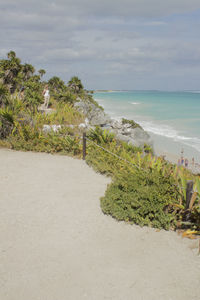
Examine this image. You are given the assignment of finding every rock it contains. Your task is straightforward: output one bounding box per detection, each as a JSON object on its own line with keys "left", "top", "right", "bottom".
{"left": 74, "top": 99, "right": 153, "bottom": 150}
{"left": 38, "top": 107, "right": 55, "bottom": 115}
{"left": 109, "top": 119, "right": 152, "bottom": 148}
{"left": 43, "top": 125, "right": 62, "bottom": 133}
{"left": 128, "top": 127, "right": 152, "bottom": 147}
{"left": 121, "top": 127, "right": 132, "bottom": 135}
{"left": 115, "top": 133, "right": 131, "bottom": 144}
{"left": 110, "top": 119, "right": 122, "bottom": 129}
{"left": 74, "top": 101, "right": 110, "bottom": 126}
{"left": 78, "top": 123, "right": 86, "bottom": 129}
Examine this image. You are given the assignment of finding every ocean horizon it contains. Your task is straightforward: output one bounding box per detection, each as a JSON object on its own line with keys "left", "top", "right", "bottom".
{"left": 94, "top": 90, "right": 200, "bottom": 163}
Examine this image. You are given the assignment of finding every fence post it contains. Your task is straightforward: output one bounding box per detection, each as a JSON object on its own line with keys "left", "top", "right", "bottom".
{"left": 186, "top": 180, "right": 194, "bottom": 210}
{"left": 82, "top": 132, "right": 86, "bottom": 160}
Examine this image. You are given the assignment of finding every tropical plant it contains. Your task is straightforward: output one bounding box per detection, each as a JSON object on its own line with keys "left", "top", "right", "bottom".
{"left": 101, "top": 168, "right": 180, "bottom": 230}
{"left": 68, "top": 76, "right": 84, "bottom": 93}
{"left": 0, "top": 51, "right": 22, "bottom": 93}
{"left": 87, "top": 126, "right": 116, "bottom": 144}
{"left": 22, "top": 63, "right": 35, "bottom": 81}
{"left": 23, "top": 75, "right": 43, "bottom": 109}
{"left": 0, "top": 107, "right": 16, "bottom": 138}
{"left": 48, "top": 76, "right": 67, "bottom": 93}
{"left": 0, "top": 83, "right": 9, "bottom": 107}
{"left": 38, "top": 69, "right": 46, "bottom": 78}
{"left": 122, "top": 118, "right": 142, "bottom": 129}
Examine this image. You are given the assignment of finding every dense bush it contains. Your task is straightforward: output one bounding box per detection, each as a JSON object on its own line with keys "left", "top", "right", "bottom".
{"left": 122, "top": 118, "right": 142, "bottom": 129}
{"left": 9, "top": 124, "right": 82, "bottom": 156}
{"left": 101, "top": 169, "right": 180, "bottom": 230}
{"left": 86, "top": 127, "right": 200, "bottom": 231}
{"left": 0, "top": 108, "right": 15, "bottom": 138}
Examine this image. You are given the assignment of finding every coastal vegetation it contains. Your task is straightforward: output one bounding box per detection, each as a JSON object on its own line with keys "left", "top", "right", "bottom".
{"left": 121, "top": 118, "right": 142, "bottom": 130}
{"left": 0, "top": 51, "right": 199, "bottom": 233}
{"left": 86, "top": 127, "right": 200, "bottom": 230}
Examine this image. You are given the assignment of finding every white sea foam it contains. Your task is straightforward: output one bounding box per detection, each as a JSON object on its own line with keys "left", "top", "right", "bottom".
{"left": 187, "top": 90, "right": 200, "bottom": 94}
{"left": 139, "top": 121, "right": 200, "bottom": 153}
{"left": 130, "top": 102, "right": 140, "bottom": 105}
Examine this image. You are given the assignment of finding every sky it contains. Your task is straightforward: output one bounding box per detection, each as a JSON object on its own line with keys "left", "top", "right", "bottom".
{"left": 0, "top": 0, "right": 200, "bottom": 90}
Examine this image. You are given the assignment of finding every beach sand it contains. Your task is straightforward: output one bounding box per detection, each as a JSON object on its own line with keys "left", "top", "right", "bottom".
{"left": 155, "top": 147, "right": 200, "bottom": 174}
{"left": 150, "top": 132, "right": 200, "bottom": 174}
{"left": 0, "top": 149, "right": 200, "bottom": 300}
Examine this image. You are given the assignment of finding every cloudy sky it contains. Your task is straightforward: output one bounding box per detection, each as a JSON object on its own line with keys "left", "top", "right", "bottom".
{"left": 0, "top": 0, "right": 200, "bottom": 90}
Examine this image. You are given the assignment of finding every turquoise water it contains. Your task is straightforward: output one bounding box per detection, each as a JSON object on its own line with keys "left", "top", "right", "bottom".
{"left": 94, "top": 91, "right": 200, "bottom": 162}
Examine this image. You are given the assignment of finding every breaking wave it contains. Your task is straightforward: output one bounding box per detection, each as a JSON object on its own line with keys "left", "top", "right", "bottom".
{"left": 139, "top": 121, "right": 200, "bottom": 153}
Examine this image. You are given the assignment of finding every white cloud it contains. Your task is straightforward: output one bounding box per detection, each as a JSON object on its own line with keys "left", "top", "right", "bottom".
{"left": 0, "top": 0, "right": 200, "bottom": 89}
{"left": 1, "top": 0, "right": 200, "bottom": 17}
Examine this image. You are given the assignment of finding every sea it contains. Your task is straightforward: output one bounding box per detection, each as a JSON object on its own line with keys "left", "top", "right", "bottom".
{"left": 93, "top": 90, "right": 200, "bottom": 163}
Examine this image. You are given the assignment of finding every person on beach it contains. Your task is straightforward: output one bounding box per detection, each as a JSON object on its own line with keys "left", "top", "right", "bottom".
{"left": 43, "top": 85, "right": 50, "bottom": 109}
{"left": 180, "top": 149, "right": 184, "bottom": 165}
{"left": 185, "top": 158, "right": 188, "bottom": 168}
{"left": 178, "top": 159, "right": 181, "bottom": 166}
{"left": 192, "top": 157, "right": 195, "bottom": 165}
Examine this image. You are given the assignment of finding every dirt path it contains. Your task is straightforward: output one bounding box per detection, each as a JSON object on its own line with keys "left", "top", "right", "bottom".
{"left": 0, "top": 149, "right": 200, "bottom": 300}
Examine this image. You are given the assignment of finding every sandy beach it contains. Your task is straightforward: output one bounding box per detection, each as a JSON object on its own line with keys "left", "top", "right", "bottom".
{"left": 155, "top": 147, "right": 200, "bottom": 175}
{"left": 0, "top": 149, "right": 200, "bottom": 300}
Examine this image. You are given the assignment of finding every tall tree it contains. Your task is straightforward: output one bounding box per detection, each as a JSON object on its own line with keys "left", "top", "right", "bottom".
{"left": 22, "top": 64, "right": 35, "bottom": 81}
{"left": 38, "top": 69, "right": 46, "bottom": 79}
{"left": 48, "top": 76, "right": 67, "bottom": 93}
{"left": 0, "top": 51, "right": 22, "bottom": 93}
{"left": 68, "top": 76, "right": 84, "bottom": 94}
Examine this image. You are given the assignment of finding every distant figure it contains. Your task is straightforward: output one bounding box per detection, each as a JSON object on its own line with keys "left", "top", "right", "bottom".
{"left": 185, "top": 158, "right": 189, "bottom": 168}
{"left": 177, "top": 159, "right": 181, "bottom": 166}
{"left": 43, "top": 85, "right": 50, "bottom": 109}
{"left": 180, "top": 149, "right": 184, "bottom": 165}
{"left": 192, "top": 157, "right": 195, "bottom": 165}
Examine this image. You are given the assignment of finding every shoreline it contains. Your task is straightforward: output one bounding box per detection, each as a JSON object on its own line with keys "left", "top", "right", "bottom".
{"left": 149, "top": 133, "right": 200, "bottom": 174}
{"left": 93, "top": 94, "right": 200, "bottom": 173}
{"left": 92, "top": 99, "right": 200, "bottom": 175}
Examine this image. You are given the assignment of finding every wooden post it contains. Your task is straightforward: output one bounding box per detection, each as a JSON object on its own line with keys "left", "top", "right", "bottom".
{"left": 186, "top": 180, "right": 194, "bottom": 209}
{"left": 82, "top": 132, "right": 86, "bottom": 160}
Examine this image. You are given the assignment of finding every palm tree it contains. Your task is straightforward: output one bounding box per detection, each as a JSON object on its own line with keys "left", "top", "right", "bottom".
{"left": 68, "top": 76, "right": 84, "bottom": 93}
{"left": 38, "top": 69, "right": 46, "bottom": 78}
{"left": 7, "top": 50, "right": 16, "bottom": 60}
{"left": 48, "top": 76, "right": 66, "bottom": 93}
{"left": 0, "top": 51, "right": 22, "bottom": 93}
{"left": 22, "top": 64, "right": 35, "bottom": 81}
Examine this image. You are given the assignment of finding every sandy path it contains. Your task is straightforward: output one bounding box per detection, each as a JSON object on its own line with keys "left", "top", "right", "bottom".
{"left": 0, "top": 149, "right": 200, "bottom": 300}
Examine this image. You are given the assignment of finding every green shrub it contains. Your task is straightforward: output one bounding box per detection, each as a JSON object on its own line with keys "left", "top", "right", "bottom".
{"left": 101, "top": 169, "right": 180, "bottom": 230}
{"left": 54, "top": 91, "right": 76, "bottom": 104}
{"left": 9, "top": 122, "right": 82, "bottom": 156}
{"left": 87, "top": 126, "right": 115, "bottom": 144}
{"left": 144, "top": 143, "right": 153, "bottom": 154}
{"left": 122, "top": 118, "right": 142, "bottom": 129}
{"left": 0, "top": 107, "right": 15, "bottom": 138}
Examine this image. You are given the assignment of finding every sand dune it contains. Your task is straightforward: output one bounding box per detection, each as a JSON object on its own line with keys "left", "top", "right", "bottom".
{"left": 0, "top": 149, "right": 200, "bottom": 300}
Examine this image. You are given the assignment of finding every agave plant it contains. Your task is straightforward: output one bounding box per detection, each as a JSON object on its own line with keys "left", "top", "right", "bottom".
{"left": 88, "top": 126, "right": 115, "bottom": 145}
{"left": 0, "top": 107, "right": 16, "bottom": 138}
{"left": 189, "top": 177, "right": 200, "bottom": 209}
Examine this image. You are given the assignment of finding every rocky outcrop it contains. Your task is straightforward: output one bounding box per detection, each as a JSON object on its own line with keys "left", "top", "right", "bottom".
{"left": 75, "top": 98, "right": 153, "bottom": 148}
{"left": 105, "top": 119, "right": 152, "bottom": 148}
{"left": 74, "top": 100, "right": 111, "bottom": 126}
